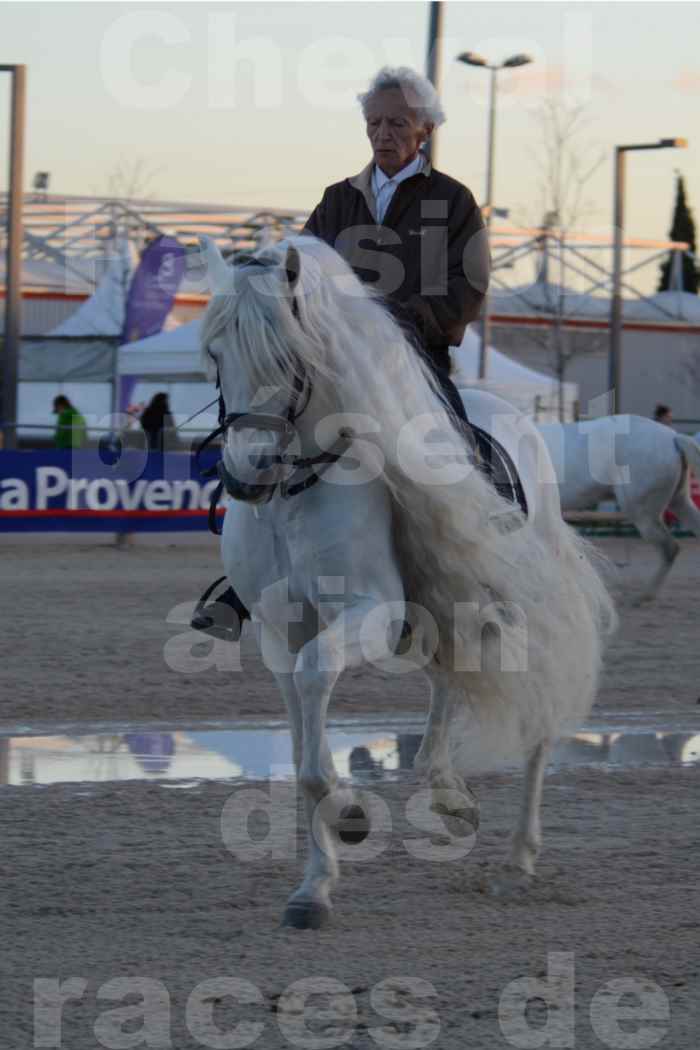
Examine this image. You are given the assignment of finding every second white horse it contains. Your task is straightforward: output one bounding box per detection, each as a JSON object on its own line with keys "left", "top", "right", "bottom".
{"left": 539, "top": 415, "right": 700, "bottom": 600}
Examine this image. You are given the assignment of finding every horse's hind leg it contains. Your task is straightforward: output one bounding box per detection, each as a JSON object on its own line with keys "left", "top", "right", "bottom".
{"left": 630, "top": 512, "right": 679, "bottom": 603}
{"left": 668, "top": 488, "right": 700, "bottom": 538}
{"left": 511, "top": 740, "right": 549, "bottom": 875}
{"left": 415, "top": 669, "right": 480, "bottom": 832}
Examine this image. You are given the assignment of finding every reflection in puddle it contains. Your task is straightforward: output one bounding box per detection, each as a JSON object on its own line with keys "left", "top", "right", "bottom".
{"left": 0, "top": 725, "right": 698, "bottom": 788}
{"left": 0, "top": 727, "right": 404, "bottom": 787}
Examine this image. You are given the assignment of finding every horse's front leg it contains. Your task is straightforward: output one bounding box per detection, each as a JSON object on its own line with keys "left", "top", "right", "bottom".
{"left": 259, "top": 626, "right": 340, "bottom": 930}
{"left": 282, "top": 673, "right": 340, "bottom": 931}
{"left": 284, "top": 598, "right": 401, "bottom": 929}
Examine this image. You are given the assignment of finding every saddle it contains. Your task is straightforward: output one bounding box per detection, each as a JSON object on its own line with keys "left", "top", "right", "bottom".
{"left": 470, "top": 424, "right": 528, "bottom": 516}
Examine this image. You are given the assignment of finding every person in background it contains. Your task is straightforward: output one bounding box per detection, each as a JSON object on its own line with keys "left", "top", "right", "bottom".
{"left": 52, "top": 395, "right": 87, "bottom": 449}
{"left": 140, "top": 392, "right": 176, "bottom": 451}
{"left": 654, "top": 404, "right": 673, "bottom": 426}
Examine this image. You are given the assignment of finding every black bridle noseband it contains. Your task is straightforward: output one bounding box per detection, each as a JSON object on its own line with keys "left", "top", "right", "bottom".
{"left": 194, "top": 261, "right": 352, "bottom": 534}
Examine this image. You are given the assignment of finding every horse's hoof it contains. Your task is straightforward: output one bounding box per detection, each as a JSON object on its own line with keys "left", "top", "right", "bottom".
{"left": 485, "top": 864, "right": 534, "bottom": 898}
{"left": 430, "top": 787, "right": 480, "bottom": 833}
{"left": 433, "top": 806, "right": 480, "bottom": 837}
{"left": 335, "top": 803, "right": 371, "bottom": 845}
{"left": 281, "top": 902, "right": 331, "bottom": 930}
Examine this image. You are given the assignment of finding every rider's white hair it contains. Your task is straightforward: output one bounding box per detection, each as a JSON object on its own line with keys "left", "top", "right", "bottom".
{"left": 358, "top": 66, "right": 446, "bottom": 128}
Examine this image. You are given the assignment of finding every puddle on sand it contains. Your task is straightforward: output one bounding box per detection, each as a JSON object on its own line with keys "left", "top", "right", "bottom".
{"left": 0, "top": 723, "right": 698, "bottom": 788}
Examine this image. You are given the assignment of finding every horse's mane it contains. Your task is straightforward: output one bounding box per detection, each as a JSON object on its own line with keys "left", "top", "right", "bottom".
{"left": 201, "top": 237, "right": 615, "bottom": 754}
{"left": 200, "top": 235, "right": 467, "bottom": 480}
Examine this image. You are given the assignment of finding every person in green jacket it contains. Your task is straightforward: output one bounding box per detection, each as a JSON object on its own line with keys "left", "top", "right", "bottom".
{"left": 52, "top": 395, "right": 87, "bottom": 449}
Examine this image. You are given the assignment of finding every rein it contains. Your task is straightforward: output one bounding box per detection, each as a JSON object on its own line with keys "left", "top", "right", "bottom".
{"left": 193, "top": 250, "right": 353, "bottom": 535}
{"left": 195, "top": 367, "right": 352, "bottom": 535}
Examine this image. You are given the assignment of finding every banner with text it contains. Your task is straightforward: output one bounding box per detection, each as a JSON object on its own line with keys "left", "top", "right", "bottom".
{"left": 0, "top": 450, "right": 224, "bottom": 532}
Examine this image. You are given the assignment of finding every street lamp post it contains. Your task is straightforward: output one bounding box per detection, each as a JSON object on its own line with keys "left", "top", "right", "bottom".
{"left": 0, "top": 64, "right": 27, "bottom": 451}
{"left": 456, "top": 51, "right": 532, "bottom": 380}
{"left": 424, "top": 2, "right": 443, "bottom": 166}
{"left": 609, "top": 138, "right": 687, "bottom": 413}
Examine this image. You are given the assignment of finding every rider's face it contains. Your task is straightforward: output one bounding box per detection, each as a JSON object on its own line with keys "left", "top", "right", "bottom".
{"left": 365, "top": 88, "right": 433, "bottom": 177}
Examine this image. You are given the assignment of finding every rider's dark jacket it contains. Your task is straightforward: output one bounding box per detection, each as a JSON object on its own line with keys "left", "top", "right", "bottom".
{"left": 302, "top": 156, "right": 490, "bottom": 372}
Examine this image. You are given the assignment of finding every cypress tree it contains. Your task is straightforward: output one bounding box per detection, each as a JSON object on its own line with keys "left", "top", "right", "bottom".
{"left": 658, "top": 173, "right": 699, "bottom": 293}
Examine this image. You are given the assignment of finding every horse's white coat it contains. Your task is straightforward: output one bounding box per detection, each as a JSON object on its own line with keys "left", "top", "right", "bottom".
{"left": 539, "top": 416, "right": 700, "bottom": 600}
{"left": 198, "top": 235, "right": 616, "bottom": 921}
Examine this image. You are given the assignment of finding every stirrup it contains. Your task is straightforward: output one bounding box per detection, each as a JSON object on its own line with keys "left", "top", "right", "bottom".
{"left": 191, "top": 599, "right": 243, "bottom": 643}
{"left": 191, "top": 576, "right": 247, "bottom": 643}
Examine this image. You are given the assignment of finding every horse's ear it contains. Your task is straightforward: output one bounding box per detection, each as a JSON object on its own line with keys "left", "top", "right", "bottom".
{"left": 199, "top": 235, "right": 231, "bottom": 294}
{"left": 284, "top": 245, "right": 300, "bottom": 293}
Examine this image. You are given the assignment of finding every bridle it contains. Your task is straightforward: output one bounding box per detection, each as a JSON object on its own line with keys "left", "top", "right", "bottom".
{"left": 194, "top": 258, "right": 353, "bottom": 535}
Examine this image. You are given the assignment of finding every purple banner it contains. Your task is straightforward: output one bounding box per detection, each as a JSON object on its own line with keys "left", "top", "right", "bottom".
{"left": 121, "top": 235, "right": 186, "bottom": 344}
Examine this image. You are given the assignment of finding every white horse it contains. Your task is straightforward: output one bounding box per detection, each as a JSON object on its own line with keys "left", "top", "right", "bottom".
{"left": 538, "top": 417, "right": 700, "bottom": 601}
{"left": 199, "top": 235, "right": 615, "bottom": 928}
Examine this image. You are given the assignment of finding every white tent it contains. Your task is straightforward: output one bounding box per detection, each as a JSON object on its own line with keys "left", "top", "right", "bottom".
{"left": 624, "top": 289, "right": 700, "bottom": 323}
{"left": 490, "top": 280, "right": 700, "bottom": 324}
{"left": 50, "top": 240, "right": 135, "bottom": 337}
{"left": 17, "top": 244, "right": 135, "bottom": 435}
{"left": 118, "top": 316, "right": 577, "bottom": 421}
{"left": 451, "top": 326, "right": 578, "bottom": 421}
{"left": 118, "top": 318, "right": 204, "bottom": 379}
{"left": 118, "top": 315, "right": 569, "bottom": 386}
{"left": 489, "top": 282, "right": 610, "bottom": 320}
{"left": 20, "top": 241, "right": 135, "bottom": 383}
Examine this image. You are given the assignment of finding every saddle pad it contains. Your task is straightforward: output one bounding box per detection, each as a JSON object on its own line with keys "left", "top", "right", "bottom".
{"left": 470, "top": 425, "right": 528, "bottom": 516}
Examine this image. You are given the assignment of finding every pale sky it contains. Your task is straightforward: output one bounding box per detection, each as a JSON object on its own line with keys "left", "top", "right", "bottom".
{"left": 1, "top": 0, "right": 698, "bottom": 256}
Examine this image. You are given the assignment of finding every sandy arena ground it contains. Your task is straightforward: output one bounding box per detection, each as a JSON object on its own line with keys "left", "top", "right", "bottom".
{"left": 2, "top": 533, "right": 700, "bottom": 727}
{"left": 2, "top": 534, "right": 699, "bottom": 1047}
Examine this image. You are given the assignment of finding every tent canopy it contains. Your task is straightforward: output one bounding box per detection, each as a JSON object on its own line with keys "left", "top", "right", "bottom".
{"left": 490, "top": 280, "right": 700, "bottom": 323}
{"left": 18, "top": 243, "right": 133, "bottom": 382}
{"left": 452, "top": 327, "right": 577, "bottom": 420}
{"left": 118, "top": 318, "right": 204, "bottom": 378}
{"left": 118, "top": 317, "right": 564, "bottom": 386}
{"left": 117, "top": 315, "right": 577, "bottom": 420}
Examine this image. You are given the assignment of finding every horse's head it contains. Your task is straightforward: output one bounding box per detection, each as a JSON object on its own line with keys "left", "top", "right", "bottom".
{"left": 198, "top": 236, "right": 310, "bottom": 502}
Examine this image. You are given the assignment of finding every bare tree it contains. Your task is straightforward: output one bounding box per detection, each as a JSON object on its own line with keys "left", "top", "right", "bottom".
{"left": 93, "top": 156, "right": 164, "bottom": 203}
{"left": 108, "top": 158, "right": 164, "bottom": 203}
{"left": 681, "top": 351, "right": 700, "bottom": 419}
{"left": 512, "top": 94, "right": 606, "bottom": 419}
{"left": 93, "top": 157, "right": 166, "bottom": 258}
{"left": 531, "top": 94, "right": 606, "bottom": 231}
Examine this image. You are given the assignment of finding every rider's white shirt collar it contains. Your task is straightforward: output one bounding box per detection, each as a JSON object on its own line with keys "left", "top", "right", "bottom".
{"left": 371, "top": 152, "right": 425, "bottom": 223}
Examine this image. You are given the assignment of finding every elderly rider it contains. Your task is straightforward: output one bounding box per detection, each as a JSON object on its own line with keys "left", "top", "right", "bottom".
{"left": 192, "top": 66, "right": 489, "bottom": 639}
{"left": 303, "top": 65, "right": 489, "bottom": 424}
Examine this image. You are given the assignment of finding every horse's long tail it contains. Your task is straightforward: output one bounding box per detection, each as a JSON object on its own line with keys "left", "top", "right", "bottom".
{"left": 675, "top": 434, "right": 700, "bottom": 480}
{"left": 672, "top": 435, "right": 700, "bottom": 536}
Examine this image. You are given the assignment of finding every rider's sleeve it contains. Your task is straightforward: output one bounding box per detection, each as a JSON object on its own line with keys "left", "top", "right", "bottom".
{"left": 400, "top": 186, "right": 490, "bottom": 349}
{"left": 302, "top": 190, "right": 331, "bottom": 242}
